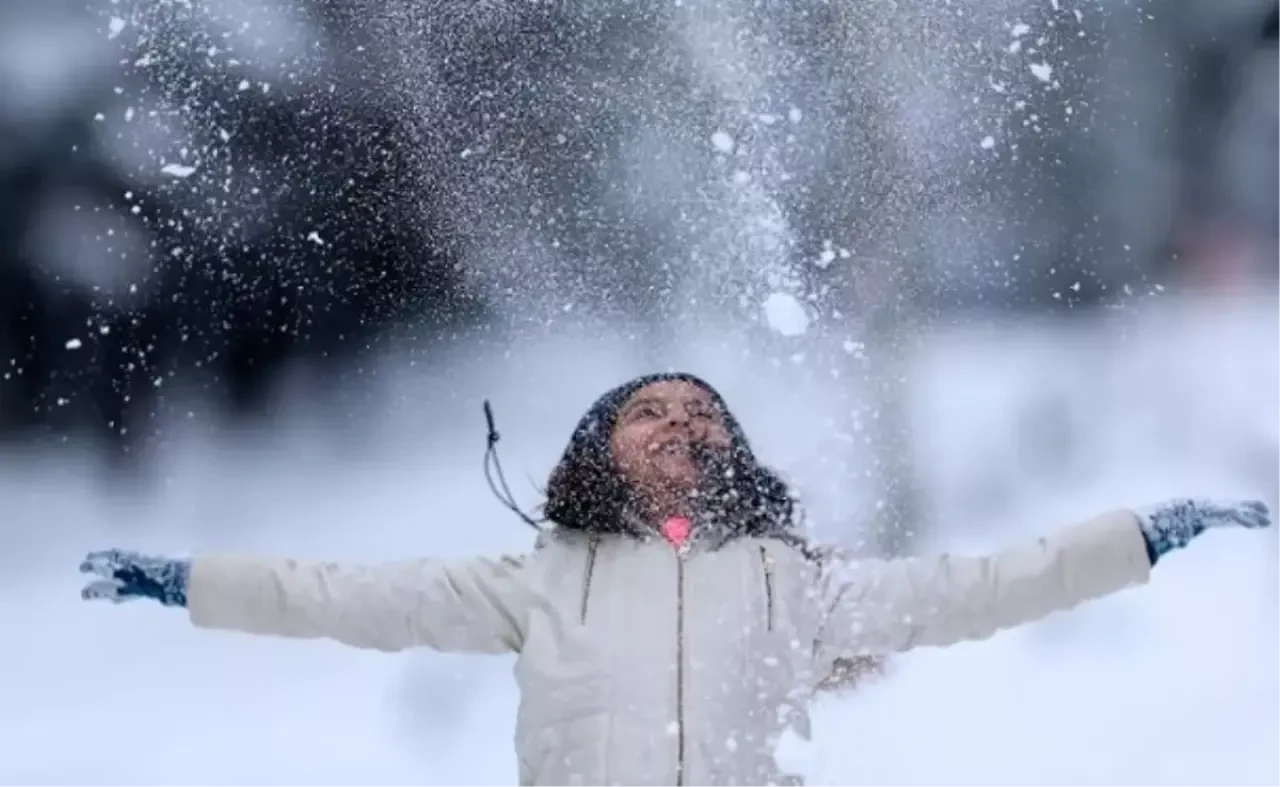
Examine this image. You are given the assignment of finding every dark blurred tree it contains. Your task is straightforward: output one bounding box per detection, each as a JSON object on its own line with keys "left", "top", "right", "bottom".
{"left": 0, "top": 0, "right": 490, "bottom": 457}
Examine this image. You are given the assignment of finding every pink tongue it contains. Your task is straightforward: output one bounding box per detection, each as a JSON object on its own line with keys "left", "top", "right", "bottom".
{"left": 661, "top": 516, "right": 692, "bottom": 548}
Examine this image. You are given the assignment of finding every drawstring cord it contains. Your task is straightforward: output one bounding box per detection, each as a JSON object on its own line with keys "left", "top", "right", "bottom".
{"left": 483, "top": 400, "right": 543, "bottom": 531}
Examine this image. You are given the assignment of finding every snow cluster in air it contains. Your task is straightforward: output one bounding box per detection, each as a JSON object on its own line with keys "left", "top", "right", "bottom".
{"left": 762, "top": 292, "right": 809, "bottom": 337}
{"left": 160, "top": 163, "right": 197, "bottom": 178}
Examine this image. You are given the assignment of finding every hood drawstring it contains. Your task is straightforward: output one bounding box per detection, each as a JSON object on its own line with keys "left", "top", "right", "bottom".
{"left": 483, "top": 400, "right": 543, "bottom": 531}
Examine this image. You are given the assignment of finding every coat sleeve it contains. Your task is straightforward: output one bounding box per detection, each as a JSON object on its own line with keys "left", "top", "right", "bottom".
{"left": 186, "top": 552, "right": 531, "bottom": 654}
{"left": 813, "top": 509, "right": 1152, "bottom": 657}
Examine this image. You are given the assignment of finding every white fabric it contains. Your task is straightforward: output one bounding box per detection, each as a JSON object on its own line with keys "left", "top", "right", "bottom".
{"left": 188, "top": 509, "right": 1151, "bottom": 785}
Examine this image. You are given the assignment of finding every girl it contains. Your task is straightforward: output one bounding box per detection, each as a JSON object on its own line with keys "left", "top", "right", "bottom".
{"left": 81, "top": 372, "right": 1270, "bottom": 786}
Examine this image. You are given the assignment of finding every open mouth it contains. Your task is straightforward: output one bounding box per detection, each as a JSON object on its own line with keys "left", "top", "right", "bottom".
{"left": 651, "top": 437, "right": 730, "bottom": 463}
{"left": 650, "top": 435, "right": 711, "bottom": 458}
{"left": 648, "top": 436, "right": 694, "bottom": 457}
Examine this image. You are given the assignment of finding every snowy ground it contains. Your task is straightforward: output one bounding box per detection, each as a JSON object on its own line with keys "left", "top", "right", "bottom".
{"left": 1, "top": 293, "right": 1275, "bottom": 785}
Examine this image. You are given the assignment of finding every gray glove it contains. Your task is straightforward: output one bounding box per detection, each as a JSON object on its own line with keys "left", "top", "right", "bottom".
{"left": 1136, "top": 498, "right": 1271, "bottom": 565}
{"left": 80, "top": 549, "right": 190, "bottom": 607}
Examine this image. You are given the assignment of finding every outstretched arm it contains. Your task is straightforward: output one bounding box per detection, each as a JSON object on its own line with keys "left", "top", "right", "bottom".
{"left": 81, "top": 549, "right": 531, "bottom": 654}
{"left": 813, "top": 499, "right": 1269, "bottom": 657}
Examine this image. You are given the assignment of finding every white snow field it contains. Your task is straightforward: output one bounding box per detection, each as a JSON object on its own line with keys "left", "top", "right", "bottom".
{"left": 1, "top": 293, "right": 1275, "bottom": 785}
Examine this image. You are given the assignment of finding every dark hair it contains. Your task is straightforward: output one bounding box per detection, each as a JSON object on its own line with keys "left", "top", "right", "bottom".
{"left": 543, "top": 373, "right": 809, "bottom": 550}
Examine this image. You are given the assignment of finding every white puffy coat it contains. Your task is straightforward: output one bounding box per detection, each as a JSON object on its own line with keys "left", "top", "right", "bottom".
{"left": 187, "top": 509, "right": 1151, "bottom": 785}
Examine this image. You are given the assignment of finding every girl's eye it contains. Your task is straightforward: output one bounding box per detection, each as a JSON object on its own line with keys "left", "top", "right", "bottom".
{"left": 634, "top": 404, "right": 662, "bottom": 419}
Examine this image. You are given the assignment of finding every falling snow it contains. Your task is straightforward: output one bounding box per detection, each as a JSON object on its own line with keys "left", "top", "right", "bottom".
{"left": 159, "top": 163, "right": 197, "bottom": 178}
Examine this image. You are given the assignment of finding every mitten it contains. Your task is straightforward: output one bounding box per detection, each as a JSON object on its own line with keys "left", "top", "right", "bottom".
{"left": 80, "top": 549, "right": 190, "bottom": 607}
{"left": 1135, "top": 498, "right": 1271, "bottom": 565}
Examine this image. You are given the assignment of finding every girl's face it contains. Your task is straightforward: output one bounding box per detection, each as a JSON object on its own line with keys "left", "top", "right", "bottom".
{"left": 609, "top": 380, "right": 733, "bottom": 507}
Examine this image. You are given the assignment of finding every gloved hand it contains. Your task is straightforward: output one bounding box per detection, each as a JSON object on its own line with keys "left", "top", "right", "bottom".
{"left": 80, "top": 549, "right": 191, "bottom": 607}
{"left": 1136, "top": 498, "right": 1272, "bottom": 565}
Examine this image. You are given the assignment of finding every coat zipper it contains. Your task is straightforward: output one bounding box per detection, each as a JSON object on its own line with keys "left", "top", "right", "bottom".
{"left": 579, "top": 537, "right": 599, "bottom": 624}
{"left": 758, "top": 546, "right": 775, "bottom": 632}
{"left": 675, "top": 550, "right": 687, "bottom": 786}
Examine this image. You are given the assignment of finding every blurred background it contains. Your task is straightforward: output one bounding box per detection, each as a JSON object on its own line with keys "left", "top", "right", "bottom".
{"left": 1, "top": 0, "right": 1276, "bottom": 783}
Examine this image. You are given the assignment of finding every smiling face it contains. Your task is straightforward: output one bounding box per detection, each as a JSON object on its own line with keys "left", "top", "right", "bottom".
{"left": 608, "top": 379, "right": 733, "bottom": 516}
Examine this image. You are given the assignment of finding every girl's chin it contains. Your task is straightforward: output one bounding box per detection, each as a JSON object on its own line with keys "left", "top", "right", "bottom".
{"left": 653, "top": 456, "right": 696, "bottom": 477}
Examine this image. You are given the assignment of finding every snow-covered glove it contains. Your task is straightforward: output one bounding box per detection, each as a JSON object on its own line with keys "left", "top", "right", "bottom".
{"left": 80, "top": 549, "right": 190, "bottom": 607}
{"left": 1136, "top": 499, "right": 1271, "bottom": 566}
